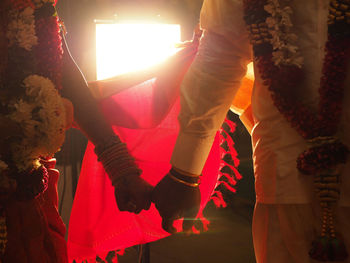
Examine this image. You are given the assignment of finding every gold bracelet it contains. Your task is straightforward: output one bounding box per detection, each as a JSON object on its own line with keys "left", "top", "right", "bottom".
{"left": 172, "top": 166, "right": 201, "bottom": 178}
{"left": 168, "top": 173, "right": 200, "bottom": 187}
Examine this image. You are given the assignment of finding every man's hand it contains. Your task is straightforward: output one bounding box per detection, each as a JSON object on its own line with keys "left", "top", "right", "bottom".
{"left": 114, "top": 174, "right": 153, "bottom": 214}
{"left": 151, "top": 172, "right": 201, "bottom": 233}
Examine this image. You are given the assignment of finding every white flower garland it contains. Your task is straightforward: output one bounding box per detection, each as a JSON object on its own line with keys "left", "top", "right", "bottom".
{"left": 1, "top": 1, "right": 67, "bottom": 173}
{"left": 264, "top": 0, "right": 304, "bottom": 67}
{"left": 33, "top": 0, "right": 55, "bottom": 9}
{"left": 8, "top": 75, "right": 66, "bottom": 171}
{"left": 6, "top": 7, "right": 38, "bottom": 51}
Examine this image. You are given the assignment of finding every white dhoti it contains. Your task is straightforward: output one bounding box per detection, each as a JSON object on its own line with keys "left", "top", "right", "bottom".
{"left": 253, "top": 203, "right": 350, "bottom": 263}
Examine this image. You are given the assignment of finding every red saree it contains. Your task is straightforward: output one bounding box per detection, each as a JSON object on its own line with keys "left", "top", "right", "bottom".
{"left": 67, "top": 42, "right": 225, "bottom": 261}
{"left": 3, "top": 159, "right": 68, "bottom": 263}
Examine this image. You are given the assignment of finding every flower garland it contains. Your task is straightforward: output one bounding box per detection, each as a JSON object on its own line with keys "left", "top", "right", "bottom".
{"left": 0, "top": 0, "right": 65, "bottom": 199}
{"left": 0, "top": 0, "right": 67, "bottom": 255}
{"left": 244, "top": 0, "right": 350, "bottom": 261}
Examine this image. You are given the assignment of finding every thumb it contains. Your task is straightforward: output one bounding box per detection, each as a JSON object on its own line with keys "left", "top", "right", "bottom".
{"left": 139, "top": 183, "right": 153, "bottom": 211}
{"left": 114, "top": 191, "right": 129, "bottom": 212}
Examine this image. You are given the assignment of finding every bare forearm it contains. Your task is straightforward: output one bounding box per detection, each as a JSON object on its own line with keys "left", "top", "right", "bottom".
{"left": 60, "top": 36, "right": 116, "bottom": 145}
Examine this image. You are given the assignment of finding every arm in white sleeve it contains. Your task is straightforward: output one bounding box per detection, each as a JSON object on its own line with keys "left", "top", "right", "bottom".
{"left": 170, "top": 0, "right": 252, "bottom": 175}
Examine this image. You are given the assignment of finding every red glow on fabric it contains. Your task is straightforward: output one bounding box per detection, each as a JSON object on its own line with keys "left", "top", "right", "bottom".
{"left": 3, "top": 159, "right": 67, "bottom": 262}
{"left": 67, "top": 44, "right": 222, "bottom": 261}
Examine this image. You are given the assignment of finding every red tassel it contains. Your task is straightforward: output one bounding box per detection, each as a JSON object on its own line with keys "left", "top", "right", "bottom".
{"left": 197, "top": 211, "right": 210, "bottom": 232}
{"left": 211, "top": 191, "right": 227, "bottom": 208}
{"left": 220, "top": 173, "right": 237, "bottom": 186}
{"left": 218, "top": 181, "right": 237, "bottom": 193}
{"left": 210, "top": 116, "right": 242, "bottom": 207}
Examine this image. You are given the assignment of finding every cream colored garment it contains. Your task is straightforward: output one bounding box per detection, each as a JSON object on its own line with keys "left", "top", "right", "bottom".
{"left": 170, "top": 0, "right": 350, "bottom": 204}
{"left": 253, "top": 203, "right": 350, "bottom": 263}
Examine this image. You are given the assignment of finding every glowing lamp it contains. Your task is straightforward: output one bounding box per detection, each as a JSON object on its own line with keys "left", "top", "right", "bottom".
{"left": 96, "top": 22, "right": 181, "bottom": 80}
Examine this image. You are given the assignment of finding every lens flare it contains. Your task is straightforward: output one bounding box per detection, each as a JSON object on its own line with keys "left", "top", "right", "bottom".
{"left": 96, "top": 23, "right": 181, "bottom": 80}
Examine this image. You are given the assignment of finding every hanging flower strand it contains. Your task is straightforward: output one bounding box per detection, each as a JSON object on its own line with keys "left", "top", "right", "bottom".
{"left": 264, "top": 0, "right": 303, "bottom": 67}
{"left": 0, "top": 0, "right": 66, "bottom": 198}
{"left": 243, "top": 0, "right": 350, "bottom": 261}
{"left": 1, "top": 1, "right": 66, "bottom": 257}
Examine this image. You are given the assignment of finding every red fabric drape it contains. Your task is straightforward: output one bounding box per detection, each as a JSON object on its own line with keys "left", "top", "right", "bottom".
{"left": 67, "top": 43, "right": 222, "bottom": 262}
{"left": 4, "top": 159, "right": 67, "bottom": 263}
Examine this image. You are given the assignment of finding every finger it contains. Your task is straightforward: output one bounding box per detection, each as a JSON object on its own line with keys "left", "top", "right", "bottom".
{"left": 131, "top": 199, "right": 150, "bottom": 214}
{"left": 126, "top": 201, "right": 138, "bottom": 213}
{"left": 133, "top": 199, "right": 145, "bottom": 214}
{"left": 161, "top": 217, "right": 177, "bottom": 234}
{"left": 132, "top": 189, "right": 152, "bottom": 213}
{"left": 150, "top": 183, "right": 162, "bottom": 204}
{"left": 142, "top": 198, "right": 152, "bottom": 211}
{"left": 182, "top": 218, "right": 196, "bottom": 234}
{"left": 182, "top": 207, "right": 200, "bottom": 233}
{"left": 150, "top": 190, "right": 158, "bottom": 204}
{"left": 134, "top": 208, "right": 142, "bottom": 214}
{"left": 118, "top": 201, "right": 136, "bottom": 212}
{"left": 141, "top": 184, "right": 153, "bottom": 210}
{"left": 116, "top": 196, "right": 129, "bottom": 212}
{"left": 115, "top": 190, "right": 135, "bottom": 212}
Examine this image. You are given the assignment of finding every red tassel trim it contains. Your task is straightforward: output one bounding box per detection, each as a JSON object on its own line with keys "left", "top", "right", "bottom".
{"left": 209, "top": 117, "right": 242, "bottom": 208}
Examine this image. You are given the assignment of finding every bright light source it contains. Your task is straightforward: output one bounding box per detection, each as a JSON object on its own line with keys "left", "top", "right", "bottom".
{"left": 96, "top": 23, "right": 181, "bottom": 80}
{"left": 246, "top": 62, "right": 254, "bottom": 80}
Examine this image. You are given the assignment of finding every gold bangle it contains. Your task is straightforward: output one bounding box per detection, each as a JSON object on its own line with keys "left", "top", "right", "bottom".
{"left": 168, "top": 173, "right": 200, "bottom": 187}
{"left": 171, "top": 166, "right": 201, "bottom": 178}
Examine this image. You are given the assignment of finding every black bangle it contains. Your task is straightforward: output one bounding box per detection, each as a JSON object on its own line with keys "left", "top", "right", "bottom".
{"left": 94, "top": 135, "right": 122, "bottom": 156}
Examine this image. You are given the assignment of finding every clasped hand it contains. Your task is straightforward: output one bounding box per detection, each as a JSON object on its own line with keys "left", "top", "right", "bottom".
{"left": 151, "top": 172, "right": 201, "bottom": 234}
{"left": 113, "top": 171, "right": 201, "bottom": 234}
{"left": 113, "top": 174, "right": 153, "bottom": 214}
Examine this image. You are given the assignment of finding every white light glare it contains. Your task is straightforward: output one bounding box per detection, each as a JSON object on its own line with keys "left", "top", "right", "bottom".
{"left": 96, "top": 23, "right": 181, "bottom": 80}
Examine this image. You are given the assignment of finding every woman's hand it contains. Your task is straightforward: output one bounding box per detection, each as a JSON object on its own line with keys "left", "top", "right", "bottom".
{"left": 113, "top": 174, "right": 153, "bottom": 214}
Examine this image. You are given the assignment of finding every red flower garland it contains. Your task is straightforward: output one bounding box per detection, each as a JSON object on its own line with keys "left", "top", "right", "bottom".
{"left": 9, "top": 0, "right": 34, "bottom": 10}
{"left": 1, "top": 0, "right": 63, "bottom": 199}
{"left": 15, "top": 165, "right": 49, "bottom": 200}
{"left": 243, "top": 0, "right": 350, "bottom": 174}
{"left": 243, "top": 0, "right": 350, "bottom": 261}
{"left": 35, "top": 4, "right": 63, "bottom": 90}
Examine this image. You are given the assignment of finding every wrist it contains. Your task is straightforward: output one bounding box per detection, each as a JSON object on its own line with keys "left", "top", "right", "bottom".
{"left": 94, "top": 135, "right": 122, "bottom": 156}
{"left": 171, "top": 166, "right": 200, "bottom": 178}
{"left": 169, "top": 167, "right": 201, "bottom": 187}
{"left": 95, "top": 135, "right": 141, "bottom": 185}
